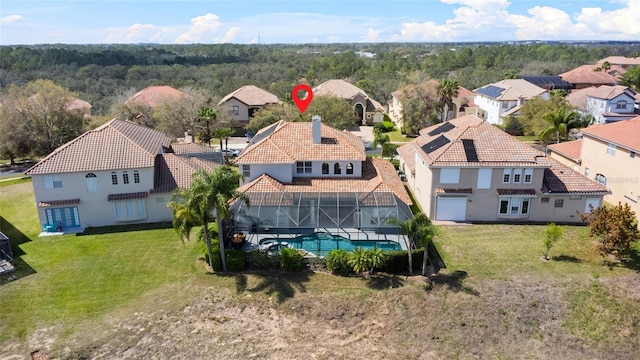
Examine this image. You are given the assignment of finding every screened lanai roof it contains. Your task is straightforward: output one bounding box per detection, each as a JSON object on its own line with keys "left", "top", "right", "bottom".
{"left": 230, "top": 190, "right": 413, "bottom": 230}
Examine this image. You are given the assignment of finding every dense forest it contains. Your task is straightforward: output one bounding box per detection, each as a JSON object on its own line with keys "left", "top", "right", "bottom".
{"left": 2, "top": 42, "right": 640, "bottom": 116}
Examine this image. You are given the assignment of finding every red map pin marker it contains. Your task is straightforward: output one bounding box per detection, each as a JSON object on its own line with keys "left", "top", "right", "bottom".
{"left": 292, "top": 84, "right": 313, "bottom": 113}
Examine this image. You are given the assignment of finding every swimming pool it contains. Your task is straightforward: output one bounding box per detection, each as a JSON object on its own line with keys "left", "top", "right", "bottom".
{"left": 258, "top": 232, "right": 401, "bottom": 257}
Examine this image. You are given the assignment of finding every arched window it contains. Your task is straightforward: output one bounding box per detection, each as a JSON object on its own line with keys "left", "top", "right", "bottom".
{"left": 322, "top": 163, "right": 329, "bottom": 174}
{"left": 133, "top": 170, "right": 140, "bottom": 183}
{"left": 334, "top": 163, "right": 341, "bottom": 175}
{"left": 346, "top": 163, "right": 354, "bottom": 175}
{"left": 122, "top": 171, "right": 129, "bottom": 184}
{"left": 85, "top": 173, "right": 98, "bottom": 192}
{"left": 111, "top": 172, "right": 118, "bottom": 185}
{"left": 595, "top": 173, "right": 607, "bottom": 186}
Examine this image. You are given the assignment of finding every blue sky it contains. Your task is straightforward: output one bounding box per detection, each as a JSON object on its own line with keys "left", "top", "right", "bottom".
{"left": 1, "top": 0, "right": 639, "bottom": 44}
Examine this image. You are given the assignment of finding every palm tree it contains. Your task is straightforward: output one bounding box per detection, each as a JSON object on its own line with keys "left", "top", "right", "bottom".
{"left": 436, "top": 79, "right": 460, "bottom": 122}
{"left": 168, "top": 167, "right": 249, "bottom": 272}
{"left": 218, "top": 127, "right": 235, "bottom": 150}
{"left": 198, "top": 107, "right": 216, "bottom": 145}
{"left": 387, "top": 213, "right": 435, "bottom": 276}
{"left": 539, "top": 107, "right": 581, "bottom": 144}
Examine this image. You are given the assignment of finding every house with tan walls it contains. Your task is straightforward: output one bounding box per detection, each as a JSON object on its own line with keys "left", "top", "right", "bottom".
{"left": 313, "top": 79, "right": 385, "bottom": 126}
{"left": 231, "top": 116, "right": 412, "bottom": 242}
{"left": 217, "top": 85, "right": 279, "bottom": 133}
{"left": 25, "top": 120, "right": 220, "bottom": 234}
{"left": 549, "top": 116, "right": 640, "bottom": 220}
{"left": 397, "top": 114, "right": 608, "bottom": 223}
{"left": 559, "top": 65, "right": 619, "bottom": 90}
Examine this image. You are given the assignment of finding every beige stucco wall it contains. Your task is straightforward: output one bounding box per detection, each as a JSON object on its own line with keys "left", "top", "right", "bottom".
{"left": 221, "top": 98, "right": 250, "bottom": 123}
{"left": 579, "top": 136, "right": 640, "bottom": 220}
{"left": 549, "top": 152, "right": 581, "bottom": 171}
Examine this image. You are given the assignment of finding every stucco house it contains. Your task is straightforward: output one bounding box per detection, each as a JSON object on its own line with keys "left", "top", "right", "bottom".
{"left": 25, "top": 119, "right": 220, "bottom": 233}
{"left": 549, "top": 116, "right": 640, "bottom": 221}
{"left": 217, "top": 85, "right": 279, "bottom": 132}
{"left": 560, "top": 65, "right": 619, "bottom": 90}
{"left": 397, "top": 114, "right": 608, "bottom": 223}
{"left": 231, "top": 117, "right": 412, "bottom": 242}
{"left": 566, "top": 85, "right": 640, "bottom": 124}
{"left": 474, "top": 79, "right": 548, "bottom": 125}
{"left": 598, "top": 56, "right": 640, "bottom": 69}
{"left": 313, "top": 79, "right": 385, "bottom": 126}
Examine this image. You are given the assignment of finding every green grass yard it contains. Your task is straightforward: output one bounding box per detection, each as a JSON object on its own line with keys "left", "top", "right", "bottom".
{"left": 1, "top": 182, "right": 639, "bottom": 358}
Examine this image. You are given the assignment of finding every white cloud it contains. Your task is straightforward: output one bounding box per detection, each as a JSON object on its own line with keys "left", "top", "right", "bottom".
{"left": 175, "top": 13, "right": 224, "bottom": 43}
{"left": 105, "top": 23, "right": 174, "bottom": 43}
{"left": 576, "top": 1, "right": 640, "bottom": 37}
{"left": 216, "top": 27, "right": 241, "bottom": 43}
{"left": 1, "top": 14, "right": 24, "bottom": 24}
{"left": 440, "top": 0, "right": 511, "bottom": 13}
{"left": 363, "top": 28, "right": 380, "bottom": 42}
{"left": 326, "top": 35, "right": 340, "bottom": 43}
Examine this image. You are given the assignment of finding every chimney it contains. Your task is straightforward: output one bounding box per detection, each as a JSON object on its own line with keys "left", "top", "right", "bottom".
{"left": 312, "top": 115, "right": 321, "bottom": 144}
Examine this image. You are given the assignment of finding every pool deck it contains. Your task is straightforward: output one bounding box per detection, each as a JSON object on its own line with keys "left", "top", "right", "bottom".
{"left": 239, "top": 227, "right": 408, "bottom": 253}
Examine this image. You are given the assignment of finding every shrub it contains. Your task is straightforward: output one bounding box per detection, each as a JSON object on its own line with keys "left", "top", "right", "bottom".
{"left": 503, "top": 116, "right": 524, "bottom": 136}
{"left": 250, "top": 249, "right": 278, "bottom": 270}
{"left": 348, "top": 248, "right": 386, "bottom": 274}
{"left": 381, "top": 249, "right": 423, "bottom": 273}
{"left": 326, "top": 249, "right": 352, "bottom": 276}
{"left": 226, "top": 249, "right": 246, "bottom": 271}
{"left": 542, "top": 223, "right": 563, "bottom": 260}
{"left": 374, "top": 121, "right": 395, "bottom": 132}
{"left": 280, "top": 247, "right": 304, "bottom": 271}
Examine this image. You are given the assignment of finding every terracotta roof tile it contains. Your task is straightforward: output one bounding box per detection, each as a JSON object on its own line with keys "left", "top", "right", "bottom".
{"left": 235, "top": 120, "right": 366, "bottom": 164}
{"left": 496, "top": 189, "right": 537, "bottom": 196}
{"left": 237, "top": 158, "right": 412, "bottom": 206}
{"left": 560, "top": 65, "right": 618, "bottom": 86}
{"left": 598, "top": 56, "right": 640, "bottom": 67}
{"left": 107, "top": 192, "right": 148, "bottom": 201}
{"left": 26, "top": 119, "right": 172, "bottom": 175}
{"left": 581, "top": 116, "right": 640, "bottom": 152}
{"left": 542, "top": 159, "right": 609, "bottom": 194}
{"left": 475, "top": 79, "right": 547, "bottom": 100}
{"left": 396, "top": 143, "right": 416, "bottom": 173}
{"left": 548, "top": 140, "right": 582, "bottom": 162}
{"left": 152, "top": 154, "right": 219, "bottom": 194}
{"left": 218, "top": 85, "right": 279, "bottom": 106}
{"left": 435, "top": 188, "right": 473, "bottom": 194}
{"left": 171, "top": 143, "right": 216, "bottom": 155}
{"left": 313, "top": 79, "right": 384, "bottom": 110}
{"left": 126, "top": 85, "right": 185, "bottom": 107}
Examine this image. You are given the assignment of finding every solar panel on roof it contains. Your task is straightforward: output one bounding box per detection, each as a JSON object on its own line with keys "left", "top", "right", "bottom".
{"left": 476, "top": 85, "right": 505, "bottom": 98}
{"left": 421, "top": 135, "right": 450, "bottom": 154}
{"left": 247, "top": 122, "right": 279, "bottom": 146}
{"left": 462, "top": 139, "right": 479, "bottom": 162}
{"left": 521, "top": 76, "right": 573, "bottom": 90}
{"left": 427, "top": 121, "right": 455, "bottom": 136}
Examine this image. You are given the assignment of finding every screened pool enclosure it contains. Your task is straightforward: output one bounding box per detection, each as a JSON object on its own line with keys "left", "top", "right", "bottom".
{"left": 229, "top": 190, "right": 413, "bottom": 242}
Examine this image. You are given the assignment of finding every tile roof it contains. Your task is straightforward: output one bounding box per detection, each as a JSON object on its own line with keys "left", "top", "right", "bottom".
{"left": 237, "top": 158, "right": 412, "bottom": 206}
{"left": 152, "top": 154, "right": 219, "bottom": 193}
{"left": 435, "top": 188, "right": 473, "bottom": 194}
{"left": 218, "top": 85, "right": 279, "bottom": 106}
{"left": 496, "top": 189, "right": 537, "bottom": 196}
{"left": 542, "top": 159, "right": 609, "bottom": 194}
{"left": 400, "top": 114, "right": 547, "bottom": 168}
{"left": 396, "top": 143, "right": 416, "bottom": 173}
{"left": 559, "top": 65, "right": 618, "bottom": 86}
{"left": 38, "top": 198, "right": 80, "bottom": 208}
{"left": 474, "top": 79, "right": 547, "bottom": 100}
{"left": 26, "top": 119, "right": 172, "bottom": 175}
{"left": 313, "top": 79, "right": 384, "bottom": 110}
{"left": 581, "top": 116, "right": 640, "bottom": 152}
{"left": 171, "top": 143, "right": 216, "bottom": 155}
{"left": 548, "top": 140, "right": 582, "bottom": 162}
{"left": 235, "top": 120, "right": 366, "bottom": 164}
{"left": 599, "top": 56, "right": 640, "bottom": 67}
{"left": 570, "top": 85, "right": 639, "bottom": 101}
{"left": 66, "top": 98, "right": 92, "bottom": 111}
{"left": 126, "top": 86, "right": 185, "bottom": 107}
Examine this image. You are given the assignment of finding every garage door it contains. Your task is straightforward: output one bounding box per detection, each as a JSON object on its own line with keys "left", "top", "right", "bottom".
{"left": 436, "top": 197, "right": 467, "bottom": 221}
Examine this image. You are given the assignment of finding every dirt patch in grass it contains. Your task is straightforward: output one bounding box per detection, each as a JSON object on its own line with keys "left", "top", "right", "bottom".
{"left": 4, "top": 273, "right": 639, "bottom": 360}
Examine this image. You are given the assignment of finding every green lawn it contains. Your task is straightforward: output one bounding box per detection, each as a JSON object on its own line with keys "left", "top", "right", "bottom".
{"left": 1, "top": 182, "right": 639, "bottom": 350}
{"left": 0, "top": 176, "right": 32, "bottom": 187}
{"left": 386, "top": 128, "right": 413, "bottom": 143}
{"left": 437, "top": 224, "right": 639, "bottom": 279}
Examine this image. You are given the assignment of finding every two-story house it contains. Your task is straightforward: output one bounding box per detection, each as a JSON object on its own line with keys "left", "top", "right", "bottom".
{"left": 566, "top": 85, "right": 640, "bottom": 124}
{"left": 474, "top": 79, "right": 548, "bottom": 125}
{"left": 397, "top": 114, "right": 608, "bottom": 223}
{"left": 231, "top": 116, "right": 412, "bottom": 239}
{"left": 560, "top": 65, "right": 619, "bottom": 90}
{"left": 25, "top": 119, "right": 219, "bottom": 233}
{"left": 217, "top": 85, "right": 279, "bottom": 134}
{"left": 549, "top": 116, "right": 640, "bottom": 220}
{"left": 313, "top": 79, "right": 385, "bottom": 126}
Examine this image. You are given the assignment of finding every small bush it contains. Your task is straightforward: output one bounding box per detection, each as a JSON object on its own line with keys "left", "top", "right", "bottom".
{"left": 326, "top": 249, "right": 352, "bottom": 276}
{"left": 226, "top": 249, "right": 246, "bottom": 271}
{"left": 381, "top": 248, "right": 424, "bottom": 273}
{"left": 348, "top": 248, "right": 386, "bottom": 274}
{"left": 280, "top": 247, "right": 304, "bottom": 271}
{"left": 250, "top": 249, "right": 278, "bottom": 270}
{"left": 374, "top": 121, "right": 395, "bottom": 132}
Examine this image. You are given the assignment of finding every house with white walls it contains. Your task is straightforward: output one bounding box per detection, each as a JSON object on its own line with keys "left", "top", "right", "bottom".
{"left": 474, "top": 79, "right": 548, "bottom": 125}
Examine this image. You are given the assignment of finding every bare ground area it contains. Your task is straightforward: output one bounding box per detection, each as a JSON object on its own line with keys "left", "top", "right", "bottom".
{"left": 2, "top": 272, "right": 639, "bottom": 360}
